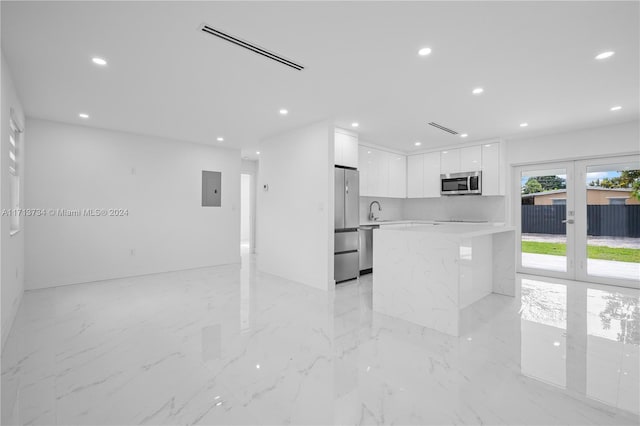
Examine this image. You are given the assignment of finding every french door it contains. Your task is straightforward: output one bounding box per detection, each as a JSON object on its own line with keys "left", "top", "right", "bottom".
{"left": 516, "top": 155, "right": 640, "bottom": 289}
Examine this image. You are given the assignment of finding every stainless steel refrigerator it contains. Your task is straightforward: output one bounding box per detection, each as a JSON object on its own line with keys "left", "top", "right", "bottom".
{"left": 334, "top": 167, "right": 359, "bottom": 283}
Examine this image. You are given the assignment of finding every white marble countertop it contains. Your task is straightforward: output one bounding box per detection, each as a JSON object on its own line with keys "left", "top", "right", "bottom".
{"left": 359, "top": 219, "right": 434, "bottom": 226}
{"left": 377, "top": 222, "right": 515, "bottom": 238}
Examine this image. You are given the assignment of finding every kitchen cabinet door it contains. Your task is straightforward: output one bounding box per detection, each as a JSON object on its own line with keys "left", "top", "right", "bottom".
{"left": 335, "top": 130, "right": 358, "bottom": 168}
{"left": 389, "top": 153, "right": 406, "bottom": 198}
{"left": 378, "top": 150, "right": 390, "bottom": 197}
{"left": 422, "top": 151, "right": 441, "bottom": 198}
{"left": 334, "top": 133, "right": 344, "bottom": 166}
{"left": 440, "top": 149, "right": 460, "bottom": 174}
{"left": 460, "top": 145, "right": 482, "bottom": 172}
{"left": 482, "top": 142, "right": 501, "bottom": 195}
{"left": 359, "top": 145, "right": 371, "bottom": 196}
{"left": 407, "top": 155, "right": 424, "bottom": 198}
{"left": 367, "top": 148, "right": 382, "bottom": 196}
{"left": 342, "top": 133, "right": 358, "bottom": 168}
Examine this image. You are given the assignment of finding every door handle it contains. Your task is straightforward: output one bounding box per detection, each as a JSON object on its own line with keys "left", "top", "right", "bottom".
{"left": 562, "top": 219, "right": 574, "bottom": 224}
{"left": 345, "top": 180, "right": 349, "bottom": 194}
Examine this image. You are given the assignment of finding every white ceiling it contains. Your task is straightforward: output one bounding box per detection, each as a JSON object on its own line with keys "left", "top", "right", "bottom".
{"left": 2, "top": 1, "right": 638, "bottom": 159}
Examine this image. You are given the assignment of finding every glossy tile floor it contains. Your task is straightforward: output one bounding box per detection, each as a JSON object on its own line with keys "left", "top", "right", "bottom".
{"left": 2, "top": 254, "right": 639, "bottom": 425}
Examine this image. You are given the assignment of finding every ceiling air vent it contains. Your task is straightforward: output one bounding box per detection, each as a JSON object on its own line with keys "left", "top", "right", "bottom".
{"left": 428, "top": 122, "right": 459, "bottom": 135}
{"left": 199, "top": 24, "right": 304, "bottom": 71}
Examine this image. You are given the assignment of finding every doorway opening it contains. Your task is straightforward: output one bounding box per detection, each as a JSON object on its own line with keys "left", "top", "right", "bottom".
{"left": 515, "top": 155, "right": 640, "bottom": 289}
{"left": 241, "top": 173, "right": 252, "bottom": 255}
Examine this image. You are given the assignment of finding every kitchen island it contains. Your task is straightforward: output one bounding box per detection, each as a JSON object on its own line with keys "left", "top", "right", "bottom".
{"left": 373, "top": 223, "right": 515, "bottom": 336}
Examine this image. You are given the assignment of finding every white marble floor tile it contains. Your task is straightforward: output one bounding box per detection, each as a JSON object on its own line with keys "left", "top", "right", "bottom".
{"left": 2, "top": 257, "right": 639, "bottom": 425}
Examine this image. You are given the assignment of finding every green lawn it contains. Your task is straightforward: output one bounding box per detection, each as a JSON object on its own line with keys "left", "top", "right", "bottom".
{"left": 522, "top": 241, "right": 640, "bottom": 263}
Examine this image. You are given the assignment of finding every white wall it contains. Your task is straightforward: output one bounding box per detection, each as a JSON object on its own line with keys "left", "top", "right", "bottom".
{"left": 257, "top": 122, "right": 333, "bottom": 291}
{"left": 1, "top": 52, "right": 26, "bottom": 349}
{"left": 24, "top": 119, "right": 240, "bottom": 289}
{"left": 506, "top": 120, "right": 640, "bottom": 166}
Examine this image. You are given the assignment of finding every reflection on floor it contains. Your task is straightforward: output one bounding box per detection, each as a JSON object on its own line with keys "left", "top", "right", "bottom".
{"left": 2, "top": 255, "right": 639, "bottom": 425}
{"left": 522, "top": 252, "right": 640, "bottom": 281}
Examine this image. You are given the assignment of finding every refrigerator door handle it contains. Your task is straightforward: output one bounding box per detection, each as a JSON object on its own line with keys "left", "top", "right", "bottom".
{"left": 345, "top": 179, "right": 349, "bottom": 194}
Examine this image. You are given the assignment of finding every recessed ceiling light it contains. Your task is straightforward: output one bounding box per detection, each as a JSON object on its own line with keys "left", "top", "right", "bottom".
{"left": 78, "top": 113, "right": 89, "bottom": 119}
{"left": 460, "top": 134, "right": 468, "bottom": 138}
{"left": 442, "top": 151, "right": 448, "bottom": 154}
{"left": 485, "top": 144, "right": 491, "bottom": 147}
{"left": 610, "top": 106, "right": 622, "bottom": 111}
{"left": 553, "top": 341, "right": 560, "bottom": 347}
{"left": 351, "top": 122, "right": 359, "bottom": 128}
{"left": 279, "top": 109, "right": 288, "bottom": 115}
{"left": 472, "top": 87, "right": 484, "bottom": 95}
{"left": 418, "top": 47, "right": 432, "bottom": 56}
{"left": 256, "top": 151, "right": 260, "bottom": 155}
{"left": 367, "top": 151, "right": 371, "bottom": 154}
{"left": 520, "top": 122, "right": 529, "bottom": 127}
{"left": 414, "top": 141, "right": 422, "bottom": 146}
{"left": 595, "top": 51, "right": 615, "bottom": 60}
{"left": 216, "top": 137, "right": 224, "bottom": 142}
{"left": 91, "top": 57, "right": 107, "bottom": 66}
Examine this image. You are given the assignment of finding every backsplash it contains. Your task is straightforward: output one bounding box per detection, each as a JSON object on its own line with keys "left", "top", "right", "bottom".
{"left": 359, "top": 196, "right": 506, "bottom": 224}
{"left": 360, "top": 197, "right": 405, "bottom": 223}
{"left": 404, "top": 196, "right": 505, "bottom": 223}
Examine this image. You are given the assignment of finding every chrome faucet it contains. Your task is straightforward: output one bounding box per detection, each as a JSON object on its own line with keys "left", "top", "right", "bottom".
{"left": 369, "top": 201, "right": 382, "bottom": 221}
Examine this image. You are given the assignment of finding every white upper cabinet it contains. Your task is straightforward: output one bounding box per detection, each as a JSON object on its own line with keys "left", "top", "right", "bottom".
{"left": 378, "top": 151, "right": 390, "bottom": 197}
{"left": 459, "top": 145, "right": 482, "bottom": 172}
{"left": 335, "top": 129, "right": 358, "bottom": 168}
{"left": 441, "top": 146, "right": 481, "bottom": 174}
{"left": 358, "top": 145, "right": 371, "bottom": 196}
{"left": 422, "top": 151, "right": 441, "bottom": 198}
{"left": 407, "top": 155, "right": 424, "bottom": 198}
{"left": 407, "top": 152, "right": 441, "bottom": 198}
{"left": 481, "top": 142, "right": 502, "bottom": 196}
{"left": 359, "top": 146, "right": 406, "bottom": 198}
{"left": 440, "top": 149, "right": 460, "bottom": 174}
{"left": 361, "top": 141, "right": 503, "bottom": 199}
{"left": 388, "top": 153, "right": 407, "bottom": 198}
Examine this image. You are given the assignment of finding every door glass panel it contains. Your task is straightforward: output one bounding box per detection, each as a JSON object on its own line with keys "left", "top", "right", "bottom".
{"left": 521, "top": 168, "right": 568, "bottom": 272}
{"left": 585, "top": 163, "right": 640, "bottom": 281}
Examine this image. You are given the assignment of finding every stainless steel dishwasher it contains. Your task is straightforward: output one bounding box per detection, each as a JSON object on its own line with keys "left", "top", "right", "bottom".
{"left": 359, "top": 225, "right": 378, "bottom": 274}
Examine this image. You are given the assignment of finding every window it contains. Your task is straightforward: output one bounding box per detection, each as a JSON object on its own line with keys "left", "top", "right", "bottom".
{"left": 608, "top": 197, "right": 627, "bottom": 206}
{"left": 9, "top": 110, "right": 22, "bottom": 235}
{"left": 551, "top": 198, "right": 566, "bottom": 205}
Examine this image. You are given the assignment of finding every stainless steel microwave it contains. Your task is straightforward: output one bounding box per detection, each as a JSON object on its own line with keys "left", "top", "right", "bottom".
{"left": 440, "top": 171, "right": 482, "bottom": 195}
